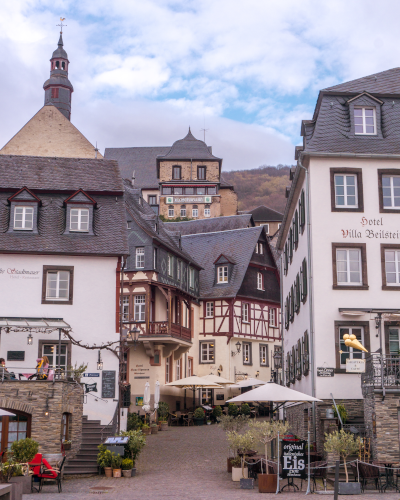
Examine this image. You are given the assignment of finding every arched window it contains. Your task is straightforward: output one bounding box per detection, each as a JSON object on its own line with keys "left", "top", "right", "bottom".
{"left": 55, "top": 61, "right": 60, "bottom": 69}
{"left": 0, "top": 409, "right": 31, "bottom": 452}
{"left": 61, "top": 413, "right": 71, "bottom": 441}
{"left": 62, "top": 62, "right": 65, "bottom": 70}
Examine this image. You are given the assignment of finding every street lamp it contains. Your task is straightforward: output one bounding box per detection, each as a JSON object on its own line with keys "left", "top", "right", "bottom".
{"left": 128, "top": 326, "right": 140, "bottom": 349}
{"left": 97, "top": 350, "right": 103, "bottom": 370}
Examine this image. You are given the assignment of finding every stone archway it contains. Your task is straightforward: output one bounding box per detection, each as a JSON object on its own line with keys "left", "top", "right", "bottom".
{"left": 0, "top": 398, "right": 34, "bottom": 415}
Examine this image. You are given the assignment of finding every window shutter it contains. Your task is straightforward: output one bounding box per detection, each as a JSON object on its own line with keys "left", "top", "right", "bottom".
{"left": 297, "top": 339, "right": 302, "bottom": 379}
{"left": 286, "top": 352, "right": 290, "bottom": 386}
{"left": 295, "top": 273, "right": 301, "bottom": 313}
{"left": 285, "top": 297, "right": 289, "bottom": 330}
{"left": 290, "top": 286, "right": 294, "bottom": 322}
{"left": 284, "top": 244, "right": 288, "bottom": 275}
{"left": 291, "top": 346, "right": 296, "bottom": 383}
{"left": 303, "top": 331, "right": 310, "bottom": 375}
{"left": 300, "top": 189, "right": 306, "bottom": 233}
{"left": 301, "top": 259, "right": 307, "bottom": 303}
{"left": 288, "top": 228, "right": 293, "bottom": 262}
{"left": 293, "top": 210, "right": 299, "bottom": 248}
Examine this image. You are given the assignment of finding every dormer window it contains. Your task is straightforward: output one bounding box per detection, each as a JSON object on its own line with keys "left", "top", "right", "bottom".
{"left": 217, "top": 266, "right": 228, "bottom": 283}
{"left": 354, "top": 107, "right": 376, "bottom": 135}
{"left": 70, "top": 208, "right": 89, "bottom": 232}
{"left": 14, "top": 206, "right": 34, "bottom": 230}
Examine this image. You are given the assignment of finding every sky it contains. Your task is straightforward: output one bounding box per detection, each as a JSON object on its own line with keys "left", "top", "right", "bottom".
{"left": 1, "top": 0, "right": 400, "bottom": 171}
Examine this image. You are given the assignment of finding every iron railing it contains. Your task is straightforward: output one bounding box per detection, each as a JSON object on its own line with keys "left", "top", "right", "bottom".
{"left": 361, "top": 354, "right": 400, "bottom": 396}
{"left": 0, "top": 366, "right": 81, "bottom": 383}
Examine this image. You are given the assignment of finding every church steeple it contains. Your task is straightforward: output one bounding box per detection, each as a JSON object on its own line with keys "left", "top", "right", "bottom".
{"left": 43, "top": 31, "right": 74, "bottom": 120}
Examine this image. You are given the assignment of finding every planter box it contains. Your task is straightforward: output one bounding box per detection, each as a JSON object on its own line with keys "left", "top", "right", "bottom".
{"left": 63, "top": 443, "right": 71, "bottom": 450}
{"left": 8, "top": 481, "right": 22, "bottom": 500}
{"left": 227, "top": 458, "right": 233, "bottom": 473}
{"left": 9, "top": 476, "right": 31, "bottom": 495}
{"left": 338, "top": 482, "right": 361, "bottom": 495}
{"left": 258, "top": 473, "right": 277, "bottom": 493}
{"left": 161, "top": 423, "right": 169, "bottom": 431}
{"left": 240, "top": 478, "right": 254, "bottom": 489}
{"left": 194, "top": 418, "right": 204, "bottom": 426}
{"left": 151, "top": 427, "right": 158, "bottom": 434}
{"left": 142, "top": 428, "right": 151, "bottom": 436}
{"left": 232, "top": 467, "right": 248, "bottom": 482}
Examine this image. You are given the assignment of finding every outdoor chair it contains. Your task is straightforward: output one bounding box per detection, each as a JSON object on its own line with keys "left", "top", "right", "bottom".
{"left": 182, "top": 412, "right": 193, "bottom": 426}
{"left": 38, "top": 456, "right": 66, "bottom": 493}
{"left": 170, "top": 411, "right": 181, "bottom": 426}
{"left": 358, "top": 462, "right": 382, "bottom": 492}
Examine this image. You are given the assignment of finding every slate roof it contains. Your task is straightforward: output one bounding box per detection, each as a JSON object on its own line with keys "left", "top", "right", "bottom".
{"left": 0, "top": 156, "right": 128, "bottom": 256}
{"left": 323, "top": 67, "right": 400, "bottom": 95}
{"left": 245, "top": 205, "right": 283, "bottom": 222}
{"left": 0, "top": 156, "right": 123, "bottom": 193}
{"left": 181, "top": 226, "right": 264, "bottom": 299}
{"left": 104, "top": 147, "right": 169, "bottom": 189}
{"left": 164, "top": 214, "right": 254, "bottom": 236}
{"left": 157, "top": 129, "right": 221, "bottom": 163}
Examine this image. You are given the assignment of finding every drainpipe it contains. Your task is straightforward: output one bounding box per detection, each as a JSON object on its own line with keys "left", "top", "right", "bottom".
{"left": 280, "top": 254, "right": 285, "bottom": 387}
{"left": 377, "top": 313, "right": 385, "bottom": 400}
{"left": 298, "top": 156, "right": 316, "bottom": 443}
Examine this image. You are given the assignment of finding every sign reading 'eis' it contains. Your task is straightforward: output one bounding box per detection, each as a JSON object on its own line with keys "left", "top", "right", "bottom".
{"left": 281, "top": 440, "right": 307, "bottom": 479}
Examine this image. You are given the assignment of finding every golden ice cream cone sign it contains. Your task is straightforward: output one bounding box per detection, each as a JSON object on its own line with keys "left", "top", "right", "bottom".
{"left": 342, "top": 333, "right": 368, "bottom": 353}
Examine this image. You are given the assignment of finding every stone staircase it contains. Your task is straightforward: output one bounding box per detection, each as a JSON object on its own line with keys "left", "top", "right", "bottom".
{"left": 64, "top": 415, "right": 113, "bottom": 475}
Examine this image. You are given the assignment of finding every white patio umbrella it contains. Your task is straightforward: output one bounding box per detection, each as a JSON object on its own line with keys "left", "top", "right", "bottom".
{"left": 143, "top": 381, "right": 151, "bottom": 413}
{"left": 165, "top": 375, "right": 222, "bottom": 407}
{"left": 201, "top": 374, "right": 235, "bottom": 385}
{"left": 231, "top": 377, "right": 267, "bottom": 389}
{"left": 226, "top": 382, "right": 322, "bottom": 404}
{"left": 154, "top": 380, "right": 160, "bottom": 410}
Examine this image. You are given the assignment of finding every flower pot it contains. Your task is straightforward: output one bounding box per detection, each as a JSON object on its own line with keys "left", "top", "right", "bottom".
{"left": 161, "top": 423, "right": 169, "bottom": 431}
{"left": 258, "top": 473, "right": 277, "bottom": 493}
{"left": 63, "top": 443, "right": 71, "bottom": 450}
{"left": 142, "top": 428, "right": 151, "bottom": 436}
{"left": 232, "top": 467, "right": 248, "bottom": 482}
{"left": 240, "top": 478, "right": 254, "bottom": 489}
{"left": 151, "top": 426, "right": 158, "bottom": 434}
{"left": 104, "top": 467, "right": 113, "bottom": 477}
{"left": 113, "top": 469, "right": 121, "bottom": 478}
{"left": 194, "top": 418, "right": 204, "bottom": 426}
{"left": 227, "top": 458, "right": 233, "bottom": 473}
{"left": 206, "top": 421, "right": 211, "bottom": 425}
{"left": 122, "top": 469, "right": 132, "bottom": 478}
{"left": 338, "top": 482, "right": 361, "bottom": 495}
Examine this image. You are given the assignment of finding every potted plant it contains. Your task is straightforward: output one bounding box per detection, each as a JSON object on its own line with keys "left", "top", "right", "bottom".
{"left": 141, "top": 424, "right": 151, "bottom": 436}
{"left": 111, "top": 453, "right": 123, "bottom": 478}
{"left": 218, "top": 414, "right": 250, "bottom": 471}
{"left": 226, "top": 431, "right": 254, "bottom": 484}
{"left": 193, "top": 407, "right": 205, "bottom": 425}
{"left": 324, "top": 429, "right": 361, "bottom": 494}
{"left": 212, "top": 405, "right": 222, "bottom": 422}
{"left": 121, "top": 458, "right": 134, "bottom": 478}
{"left": 67, "top": 362, "right": 88, "bottom": 382}
{"left": 249, "top": 420, "right": 289, "bottom": 493}
{"left": 97, "top": 444, "right": 113, "bottom": 477}
{"left": 127, "top": 413, "right": 143, "bottom": 431}
{"left": 119, "top": 430, "right": 146, "bottom": 476}
{"left": 9, "top": 438, "right": 39, "bottom": 494}
{"left": 240, "top": 403, "right": 251, "bottom": 416}
{"left": 150, "top": 423, "right": 158, "bottom": 434}
{"left": 63, "top": 440, "right": 72, "bottom": 450}
{"left": 332, "top": 403, "right": 348, "bottom": 425}
{"left": 157, "top": 402, "right": 169, "bottom": 430}
{"left": 228, "top": 403, "right": 239, "bottom": 417}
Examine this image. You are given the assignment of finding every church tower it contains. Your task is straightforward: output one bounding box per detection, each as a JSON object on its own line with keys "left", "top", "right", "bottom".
{"left": 43, "top": 32, "right": 74, "bottom": 120}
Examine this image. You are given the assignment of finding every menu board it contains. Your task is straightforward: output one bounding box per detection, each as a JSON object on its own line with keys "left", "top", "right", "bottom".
{"left": 281, "top": 440, "right": 307, "bottom": 479}
{"left": 102, "top": 370, "right": 116, "bottom": 399}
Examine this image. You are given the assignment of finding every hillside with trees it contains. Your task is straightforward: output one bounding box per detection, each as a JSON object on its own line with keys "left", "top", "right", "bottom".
{"left": 223, "top": 165, "right": 292, "bottom": 213}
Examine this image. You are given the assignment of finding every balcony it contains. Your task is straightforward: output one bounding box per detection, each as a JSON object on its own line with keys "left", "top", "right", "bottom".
{"left": 146, "top": 321, "right": 191, "bottom": 342}
{"left": 361, "top": 354, "right": 400, "bottom": 396}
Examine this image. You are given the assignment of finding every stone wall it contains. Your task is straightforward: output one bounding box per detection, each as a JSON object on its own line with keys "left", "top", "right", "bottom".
{"left": 0, "top": 380, "right": 83, "bottom": 458}
{"left": 220, "top": 188, "right": 238, "bottom": 217}
{"left": 159, "top": 197, "right": 221, "bottom": 220}
{"left": 159, "top": 161, "right": 220, "bottom": 182}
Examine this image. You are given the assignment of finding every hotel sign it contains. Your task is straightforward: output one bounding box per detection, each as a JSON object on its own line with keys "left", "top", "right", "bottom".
{"left": 346, "top": 359, "right": 365, "bottom": 373}
{"left": 166, "top": 196, "right": 212, "bottom": 204}
{"left": 317, "top": 367, "right": 334, "bottom": 377}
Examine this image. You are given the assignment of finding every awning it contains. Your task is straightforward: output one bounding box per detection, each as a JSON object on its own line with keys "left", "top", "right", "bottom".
{"left": 0, "top": 317, "right": 71, "bottom": 333}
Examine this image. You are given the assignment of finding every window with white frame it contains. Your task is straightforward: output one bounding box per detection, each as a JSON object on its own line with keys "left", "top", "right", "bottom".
{"left": 46, "top": 271, "right": 70, "bottom": 300}
{"left": 13, "top": 206, "right": 34, "bottom": 230}
{"left": 242, "top": 303, "right": 249, "bottom": 323}
{"left": 201, "top": 388, "right": 212, "bottom": 404}
{"left": 188, "top": 357, "right": 193, "bottom": 376}
{"left": 382, "top": 176, "right": 400, "bottom": 209}
{"left": 168, "top": 206, "right": 174, "bottom": 218}
{"left": 385, "top": 250, "right": 400, "bottom": 285}
{"left": 168, "top": 255, "right": 173, "bottom": 276}
{"left": 122, "top": 296, "right": 129, "bottom": 321}
{"left": 43, "top": 344, "right": 67, "bottom": 371}
{"left": 200, "top": 341, "right": 215, "bottom": 363}
{"left": 257, "top": 272, "right": 263, "bottom": 290}
{"left": 189, "top": 267, "right": 194, "bottom": 288}
{"left": 243, "top": 342, "right": 251, "bottom": 365}
{"left": 176, "top": 358, "right": 181, "bottom": 380}
{"left": 269, "top": 308, "right": 277, "bottom": 327}
{"left": 336, "top": 248, "right": 362, "bottom": 285}
{"left": 217, "top": 266, "right": 228, "bottom": 283}
{"left": 70, "top": 208, "right": 89, "bottom": 232}
{"left": 339, "top": 326, "right": 365, "bottom": 368}
{"left": 136, "top": 247, "right": 145, "bottom": 268}
{"left": 204, "top": 205, "right": 211, "bottom": 217}
{"left": 334, "top": 174, "right": 358, "bottom": 208}
{"left": 354, "top": 107, "right": 376, "bottom": 135}
{"left": 192, "top": 206, "right": 198, "bottom": 218}
{"left": 388, "top": 328, "right": 400, "bottom": 354}
{"left": 206, "top": 301, "right": 214, "bottom": 318}
{"left": 260, "top": 344, "right": 268, "bottom": 366}
{"left": 134, "top": 295, "right": 145, "bottom": 322}
{"left": 180, "top": 205, "right": 186, "bottom": 217}
{"left": 262, "top": 224, "right": 269, "bottom": 234}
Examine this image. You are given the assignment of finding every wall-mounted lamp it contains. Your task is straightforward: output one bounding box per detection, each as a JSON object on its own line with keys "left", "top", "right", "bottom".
{"left": 97, "top": 350, "right": 103, "bottom": 370}
{"left": 128, "top": 326, "right": 141, "bottom": 350}
{"left": 44, "top": 398, "right": 49, "bottom": 417}
{"left": 27, "top": 333, "right": 33, "bottom": 345}
{"left": 255, "top": 370, "right": 260, "bottom": 378}
{"left": 231, "top": 341, "right": 242, "bottom": 357}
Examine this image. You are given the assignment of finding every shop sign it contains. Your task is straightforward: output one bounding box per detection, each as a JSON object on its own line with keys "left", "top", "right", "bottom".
{"left": 346, "top": 359, "right": 365, "bottom": 373}
{"left": 166, "top": 196, "right": 212, "bottom": 204}
{"left": 317, "top": 367, "right": 334, "bottom": 377}
{"left": 281, "top": 440, "right": 307, "bottom": 479}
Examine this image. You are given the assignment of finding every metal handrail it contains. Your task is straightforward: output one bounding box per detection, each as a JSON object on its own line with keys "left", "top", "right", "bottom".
{"left": 0, "top": 367, "right": 80, "bottom": 382}
{"left": 100, "top": 404, "right": 119, "bottom": 442}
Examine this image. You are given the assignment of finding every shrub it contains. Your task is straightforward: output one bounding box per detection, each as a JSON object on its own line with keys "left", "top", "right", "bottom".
{"left": 11, "top": 438, "right": 39, "bottom": 463}
{"left": 228, "top": 403, "right": 239, "bottom": 417}
{"left": 193, "top": 407, "right": 205, "bottom": 419}
{"left": 324, "top": 430, "right": 361, "bottom": 482}
{"left": 121, "top": 458, "right": 133, "bottom": 470}
{"left": 119, "top": 430, "right": 146, "bottom": 467}
{"left": 212, "top": 406, "right": 223, "bottom": 419}
{"left": 97, "top": 445, "right": 112, "bottom": 468}
{"left": 157, "top": 402, "right": 169, "bottom": 421}
{"left": 333, "top": 404, "right": 348, "bottom": 424}
{"left": 111, "top": 453, "right": 123, "bottom": 470}
{"left": 240, "top": 403, "right": 251, "bottom": 416}
{"left": 127, "top": 412, "right": 143, "bottom": 431}
{"left": 249, "top": 421, "right": 289, "bottom": 475}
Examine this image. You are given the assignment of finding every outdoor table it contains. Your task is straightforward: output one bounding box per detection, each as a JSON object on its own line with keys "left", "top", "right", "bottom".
{"left": 376, "top": 462, "right": 400, "bottom": 492}
{"left": 281, "top": 476, "right": 299, "bottom": 492}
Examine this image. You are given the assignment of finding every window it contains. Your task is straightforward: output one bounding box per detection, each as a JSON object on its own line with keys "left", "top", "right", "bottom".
{"left": 283, "top": 243, "right": 288, "bottom": 275}
{"left": 46, "top": 271, "right": 70, "bottom": 301}
{"left": 201, "top": 388, "right": 212, "bottom": 405}
{"left": 196, "top": 187, "right": 205, "bottom": 195}
{"left": 388, "top": 328, "right": 399, "bottom": 354}
{"left": 262, "top": 224, "right": 269, "bottom": 234}
{"left": 302, "top": 331, "right": 310, "bottom": 375}
{"left": 153, "top": 248, "right": 157, "bottom": 269}
{"left": 243, "top": 342, "right": 252, "bottom": 365}
{"left": 197, "top": 166, "right": 206, "bottom": 180}
{"left": 134, "top": 295, "right": 145, "bottom": 322}
{"left": 289, "top": 286, "right": 294, "bottom": 323}
{"left": 172, "top": 165, "right": 181, "bottom": 180}
{"left": 70, "top": 208, "right": 89, "bottom": 232}
{"left": 188, "top": 357, "right": 193, "bottom": 377}
{"left": 168, "top": 255, "right": 173, "bottom": 276}
{"left": 242, "top": 303, "right": 249, "bottom": 323}
{"left": 382, "top": 176, "right": 400, "bottom": 209}
{"left": 174, "top": 187, "right": 183, "bottom": 195}
{"left": 206, "top": 302, "right": 214, "bottom": 318}
{"left": 354, "top": 107, "right": 376, "bottom": 135}
{"left": 148, "top": 195, "right": 157, "bottom": 205}
{"left": 200, "top": 341, "right": 215, "bottom": 363}
{"left": 43, "top": 344, "right": 67, "bottom": 371}
{"left": 336, "top": 248, "right": 361, "bottom": 285}
{"left": 168, "top": 206, "right": 174, "bottom": 218}
{"left": 177, "top": 260, "right": 181, "bottom": 282}
{"left": 176, "top": 358, "right": 181, "bottom": 380}
{"left": 339, "top": 327, "right": 365, "bottom": 368}
{"left": 13, "top": 206, "right": 34, "bottom": 230}
{"left": 288, "top": 228, "right": 293, "bottom": 262}
{"left": 189, "top": 267, "right": 194, "bottom": 288}
{"left": 204, "top": 205, "right": 211, "bottom": 217}
{"left": 207, "top": 186, "right": 216, "bottom": 195}
{"left": 257, "top": 242, "right": 264, "bottom": 254}
{"left": 61, "top": 413, "right": 70, "bottom": 441}
{"left": 180, "top": 205, "right": 186, "bottom": 217}
{"left": 278, "top": 223, "right": 282, "bottom": 229}
{"left": 165, "top": 356, "right": 171, "bottom": 383}
{"left": 217, "top": 266, "right": 228, "bottom": 283}
{"left": 122, "top": 296, "right": 129, "bottom": 322}
{"left": 257, "top": 272, "right": 263, "bottom": 290}
{"left": 260, "top": 345, "right": 268, "bottom": 366}
{"left": 51, "top": 87, "right": 59, "bottom": 98}
{"left": 136, "top": 247, "right": 145, "bottom": 268}
{"left": 384, "top": 249, "right": 400, "bottom": 286}
{"left": 192, "top": 206, "right": 198, "bottom": 218}
{"left": 185, "top": 187, "right": 194, "bottom": 195}
{"left": 334, "top": 174, "right": 358, "bottom": 208}
{"left": 5, "top": 414, "right": 29, "bottom": 448}
{"left": 269, "top": 308, "right": 277, "bottom": 327}
{"left": 163, "top": 187, "right": 172, "bottom": 195}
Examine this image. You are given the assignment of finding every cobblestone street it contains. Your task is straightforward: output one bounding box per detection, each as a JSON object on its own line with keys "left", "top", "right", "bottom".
{"left": 23, "top": 424, "right": 400, "bottom": 500}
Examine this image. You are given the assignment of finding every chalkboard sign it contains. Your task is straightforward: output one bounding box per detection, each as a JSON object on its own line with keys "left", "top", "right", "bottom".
{"left": 7, "top": 351, "right": 25, "bottom": 361}
{"left": 102, "top": 371, "right": 116, "bottom": 399}
{"left": 281, "top": 440, "right": 307, "bottom": 479}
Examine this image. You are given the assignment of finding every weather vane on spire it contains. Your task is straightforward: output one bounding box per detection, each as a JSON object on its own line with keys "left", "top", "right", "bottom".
{"left": 56, "top": 17, "right": 66, "bottom": 34}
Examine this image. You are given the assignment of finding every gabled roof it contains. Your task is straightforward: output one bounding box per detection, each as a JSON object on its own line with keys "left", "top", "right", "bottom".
{"left": 157, "top": 129, "right": 221, "bottom": 163}
{"left": 104, "top": 147, "right": 169, "bottom": 189}
{"left": 323, "top": 67, "right": 400, "bottom": 95}
{"left": 244, "top": 205, "right": 283, "bottom": 222}
{"left": 64, "top": 190, "right": 96, "bottom": 205}
{"left": 181, "top": 226, "right": 264, "bottom": 299}
{"left": 346, "top": 92, "right": 383, "bottom": 105}
{"left": 163, "top": 214, "right": 254, "bottom": 235}
{"left": 8, "top": 187, "right": 41, "bottom": 203}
